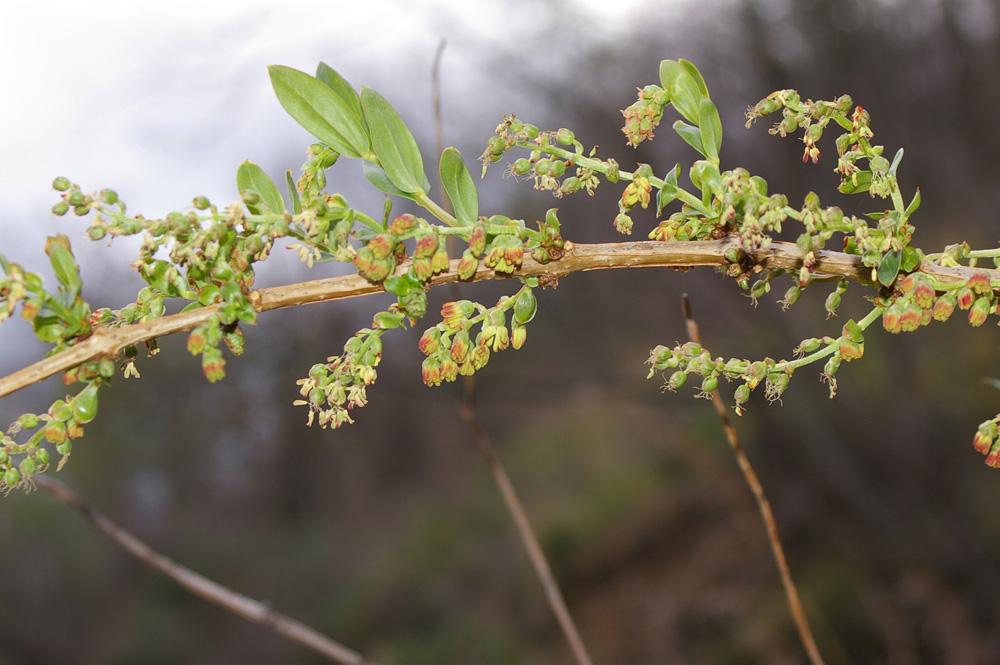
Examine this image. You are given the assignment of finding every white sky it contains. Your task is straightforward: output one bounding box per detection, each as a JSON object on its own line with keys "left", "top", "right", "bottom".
{"left": 0, "top": 0, "right": 663, "bottom": 369}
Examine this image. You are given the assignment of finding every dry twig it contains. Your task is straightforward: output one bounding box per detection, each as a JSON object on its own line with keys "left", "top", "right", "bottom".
{"left": 681, "top": 294, "right": 827, "bottom": 665}
{"left": 33, "top": 475, "right": 373, "bottom": 665}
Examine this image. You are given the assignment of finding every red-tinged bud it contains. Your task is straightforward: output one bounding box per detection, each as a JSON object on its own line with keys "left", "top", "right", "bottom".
{"left": 882, "top": 302, "right": 903, "bottom": 334}
{"left": 432, "top": 243, "right": 449, "bottom": 274}
{"left": 187, "top": 329, "right": 206, "bottom": 355}
{"left": 968, "top": 271, "right": 992, "bottom": 294}
{"left": 43, "top": 420, "right": 67, "bottom": 444}
{"left": 412, "top": 258, "right": 434, "bottom": 282}
{"left": 839, "top": 337, "right": 864, "bottom": 361}
{"left": 974, "top": 421, "right": 996, "bottom": 454}
{"left": 897, "top": 274, "right": 916, "bottom": 293}
{"left": 418, "top": 328, "right": 441, "bottom": 355}
{"left": 414, "top": 234, "right": 438, "bottom": 259}
{"left": 468, "top": 221, "right": 487, "bottom": 257}
{"left": 899, "top": 299, "right": 923, "bottom": 332}
{"left": 367, "top": 234, "right": 394, "bottom": 260}
{"left": 441, "top": 300, "right": 475, "bottom": 331}
{"left": 931, "top": 293, "right": 957, "bottom": 322}
{"left": 956, "top": 286, "right": 975, "bottom": 310}
{"left": 457, "top": 250, "right": 478, "bottom": 281}
{"left": 363, "top": 256, "right": 396, "bottom": 283}
{"left": 471, "top": 344, "right": 490, "bottom": 370}
{"left": 203, "top": 353, "right": 226, "bottom": 383}
{"left": 421, "top": 356, "right": 442, "bottom": 387}
{"left": 388, "top": 214, "right": 416, "bottom": 236}
{"left": 913, "top": 276, "right": 936, "bottom": 309}
{"left": 450, "top": 331, "right": 472, "bottom": 363}
{"left": 987, "top": 438, "right": 1000, "bottom": 467}
{"left": 969, "top": 297, "right": 991, "bottom": 327}
{"left": 511, "top": 322, "right": 527, "bottom": 349}
{"left": 614, "top": 213, "right": 633, "bottom": 235}
{"left": 353, "top": 246, "right": 374, "bottom": 273}
{"left": 440, "top": 356, "right": 460, "bottom": 382}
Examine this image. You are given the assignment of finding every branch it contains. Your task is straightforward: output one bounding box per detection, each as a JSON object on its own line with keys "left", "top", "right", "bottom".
{"left": 33, "top": 475, "right": 374, "bottom": 665}
{"left": 2, "top": 237, "right": 992, "bottom": 400}
{"left": 681, "top": 295, "right": 826, "bottom": 665}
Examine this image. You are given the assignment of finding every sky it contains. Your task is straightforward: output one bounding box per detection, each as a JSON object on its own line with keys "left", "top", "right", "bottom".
{"left": 0, "top": 0, "right": 664, "bottom": 373}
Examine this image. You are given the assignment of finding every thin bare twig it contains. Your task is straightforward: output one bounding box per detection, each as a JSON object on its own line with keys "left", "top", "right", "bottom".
{"left": 429, "top": 43, "right": 594, "bottom": 665}
{"left": 459, "top": 385, "right": 595, "bottom": 665}
{"left": 33, "top": 475, "right": 374, "bottom": 665}
{"left": 681, "top": 294, "right": 826, "bottom": 665}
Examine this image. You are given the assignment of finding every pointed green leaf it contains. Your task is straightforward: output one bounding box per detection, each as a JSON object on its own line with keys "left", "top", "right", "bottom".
{"left": 361, "top": 87, "right": 426, "bottom": 195}
{"left": 679, "top": 60, "right": 709, "bottom": 97}
{"left": 268, "top": 65, "right": 370, "bottom": 158}
{"left": 316, "top": 62, "right": 367, "bottom": 133}
{"left": 904, "top": 187, "right": 921, "bottom": 219}
{"left": 362, "top": 160, "right": 414, "bottom": 199}
{"left": 698, "top": 97, "right": 723, "bottom": 164}
{"left": 46, "top": 237, "right": 80, "bottom": 298}
{"left": 877, "top": 249, "right": 902, "bottom": 287}
{"left": 889, "top": 147, "right": 904, "bottom": 176}
{"left": 237, "top": 160, "right": 285, "bottom": 214}
{"left": 656, "top": 164, "right": 681, "bottom": 216}
{"left": 439, "top": 148, "right": 478, "bottom": 226}
{"left": 285, "top": 170, "right": 302, "bottom": 215}
{"left": 673, "top": 120, "right": 706, "bottom": 157}
{"left": 660, "top": 60, "right": 702, "bottom": 125}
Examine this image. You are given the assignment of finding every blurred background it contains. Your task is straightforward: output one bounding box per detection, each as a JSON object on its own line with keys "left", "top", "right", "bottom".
{"left": 2, "top": 0, "right": 1000, "bottom": 663}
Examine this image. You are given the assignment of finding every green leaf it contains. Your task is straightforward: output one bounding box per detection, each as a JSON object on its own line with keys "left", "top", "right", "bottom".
{"left": 285, "top": 170, "right": 302, "bottom": 215}
{"left": 698, "top": 97, "right": 723, "bottom": 164}
{"left": 838, "top": 170, "right": 872, "bottom": 194}
{"left": 889, "top": 147, "right": 904, "bottom": 176}
{"left": 361, "top": 87, "right": 426, "bottom": 195}
{"left": 843, "top": 319, "right": 864, "bottom": 343}
{"left": 362, "top": 160, "right": 414, "bottom": 199}
{"left": 904, "top": 187, "right": 921, "bottom": 219}
{"left": 46, "top": 237, "right": 80, "bottom": 298}
{"left": 673, "top": 120, "right": 706, "bottom": 158}
{"left": 439, "top": 148, "right": 478, "bottom": 226}
{"left": 315, "top": 62, "right": 366, "bottom": 133}
{"left": 659, "top": 60, "right": 702, "bottom": 125}
{"left": 237, "top": 161, "right": 285, "bottom": 214}
{"left": 679, "top": 60, "right": 710, "bottom": 97}
{"left": 268, "top": 65, "right": 370, "bottom": 158}
{"left": 690, "top": 160, "right": 722, "bottom": 196}
{"left": 877, "top": 249, "right": 902, "bottom": 287}
{"left": 901, "top": 247, "right": 921, "bottom": 272}
{"left": 656, "top": 164, "right": 681, "bottom": 216}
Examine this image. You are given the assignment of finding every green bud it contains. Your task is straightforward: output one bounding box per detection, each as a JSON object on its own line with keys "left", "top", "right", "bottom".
{"left": 193, "top": 196, "right": 210, "bottom": 210}
{"left": 52, "top": 177, "right": 71, "bottom": 191}
{"left": 555, "top": 128, "right": 575, "bottom": 145}
{"left": 669, "top": 370, "right": 687, "bottom": 389}
{"left": 17, "top": 413, "right": 39, "bottom": 430}
{"left": 52, "top": 201, "right": 69, "bottom": 216}
{"left": 4, "top": 467, "right": 21, "bottom": 487}
{"left": 19, "top": 457, "right": 36, "bottom": 478}
{"left": 87, "top": 226, "right": 106, "bottom": 240}
{"left": 700, "top": 375, "right": 719, "bottom": 393}
{"left": 50, "top": 400, "right": 72, "bottom": 422}
{"left": 513, "top": 289, "right": 537, "bottom": 325}
{"left": 99, "top": 189, "right": 118, "bottom": 205}
{"left": 734, "top": 383, "right": 751, "bottom": 404}
{"left": 35, "top": 448, "right": 50, "bottom": 466}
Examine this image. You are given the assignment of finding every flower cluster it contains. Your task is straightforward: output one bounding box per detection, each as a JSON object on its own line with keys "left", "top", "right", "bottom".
{"left": 294, "top": 329, "right": 384, "bottom": 429}
{"left": 621, "top": 84, "right": 670, "bottom": 147}
{"left": 418, "top": 288, "right": 537, "bottom": 386}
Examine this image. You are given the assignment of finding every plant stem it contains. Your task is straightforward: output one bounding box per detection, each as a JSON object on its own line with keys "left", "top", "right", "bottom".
{"left": 33, "top": 475, "right": 374, "bottom": 665}
{"left": 681, "top": 295, "right": 827, "bottom": 665}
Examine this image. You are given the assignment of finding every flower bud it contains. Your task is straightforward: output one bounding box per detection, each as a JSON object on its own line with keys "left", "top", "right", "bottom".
{"left": 968, "top": 271, "right": 992, "bottom": 294}
{"left": 956, "top": 286, "right": 975, "bottom": 310}
{"left": 668, "top": 371, "right": 687, "bottom": 390}
{"left": 457, "top": 250, "right": 478, "bottom": 281}
{"left": 52, "top": 177, "right": 71, "bottom": 191}
{"left": 468, "top": 221, "right": 487, "bottom": 257}
{"left": 450, "top": 331, "right": 472, "bottom": 364}
{"left": 969, "top": 297, "right": 991, "bottom": 327}
{"left": 421, "top": 356, "right": 442, "bottom": 387}
{"left": 4, "top": 467, "right": 21, "bottom": 487}
{"left": 511, "top": 322, "right": 527, "bottom": 349}
{"left": 899, "top": 299, "right": 923, "bottom": 332}
{"left": 418, "top": 328, "right": 441, "bottom": 355}
{"left": 700, "top": 375, "right": 719, "bottom": 393}
{"left": 931, "top": 293, "right": 956, "bottom": 322}
{"left": 413, "top": 234, "right": 438, "bottom": 259}
{"left": 825, "top": 291, "right": 841, "bottom": 316}
{"left": 431, "top": 243, "right": 449, "bottom": 274}
{"left": 513, "top": 289, "right": 537, "bottom": 325}
{"left": 974, "top": 420, "right": 996, "bottom": 454}
{"left": 367, "top": 234, "right": 394, "bottom": 260}
{"left": 389, "top": 214, "right": 416, "bottom": 236}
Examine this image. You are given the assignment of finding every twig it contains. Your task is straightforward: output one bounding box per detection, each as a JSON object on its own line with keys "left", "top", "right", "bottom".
{"left": 681, "top": 294, "right": 826, "bottom": 665}
{"left": 3, "top": 237, "right": 988, "bottom": 400}
{"left": 430, "top": 44, "right": 594, "bottom": 664}
{"left": 459, "top": 384, "right": 595, "bottom": 665}
{"left": 32, "top": 475, "right": 374, "bottom": 665}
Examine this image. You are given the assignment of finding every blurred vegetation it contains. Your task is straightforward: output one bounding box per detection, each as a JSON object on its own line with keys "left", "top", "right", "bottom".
{"left": 3, "top": 0, "right": 1000, "bottom": 663}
